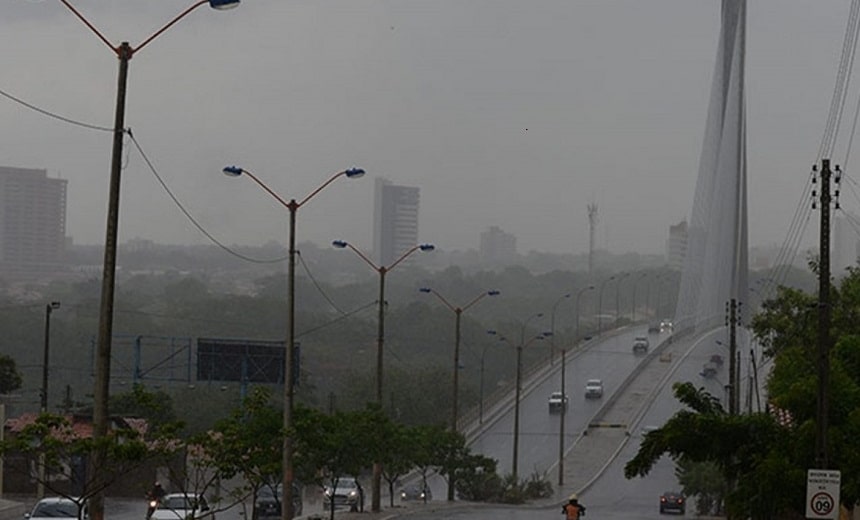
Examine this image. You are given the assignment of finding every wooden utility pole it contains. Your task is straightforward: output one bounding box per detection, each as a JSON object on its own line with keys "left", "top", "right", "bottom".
{"left": 815, "top": 158, "right": 839, "bottom": 469}
{"left": 727, "top": 298, "right": 739, "bottom": 415}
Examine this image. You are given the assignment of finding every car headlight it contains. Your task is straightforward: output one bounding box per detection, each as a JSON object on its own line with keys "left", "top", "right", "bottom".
{"left": 324, "top": 489, "right": 332, "bottom": 497}
{"left": 348, "top": 490, "right": 357, "bottom": 498}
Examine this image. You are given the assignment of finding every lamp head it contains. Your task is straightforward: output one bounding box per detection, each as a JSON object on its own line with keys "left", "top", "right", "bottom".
{"left": 488, "top": 290, "right": 500, "bottom": 296}
{"left": 418, "top": 243, "right": 435, "bottom": 252}
{"left": 209, "top": 0, "right": 240, "bottom": 10}
{"left": 222, "top": 166, "right": 243, "bottom": 177}
{"left": 344, "top": 167, "right": 366, "bottom": 179}
{"left": 332, "top": 240, "right": 348, "bottom": 249}
{"left": 419, "top": 288, "right": 432, "bottom": 294}
{"left": 49, "top": 301, "right": 60, "bottom": 310}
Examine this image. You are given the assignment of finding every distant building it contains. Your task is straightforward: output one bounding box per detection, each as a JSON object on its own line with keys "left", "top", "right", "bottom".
{"left": 373, "top": 177, "right": 420, "bottom": 265}
{"left": 833, "top": 213, "right": 859, "bottom": 276}
{"left": 480, "top": 226, "right": 517, "bottom": 265}
{"left": 0, "top": 166, "right": 67, "bottom": 277}
{"left": 666, "top": 220, "right": 687, "bottom": 269}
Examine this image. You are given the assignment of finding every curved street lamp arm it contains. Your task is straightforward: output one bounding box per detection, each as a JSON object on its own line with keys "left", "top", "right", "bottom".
{"left": 298, "top": 169, "right": 350, "bottom": 207}
{"left": 228, "top": 167, "right": 293, "bottom": 209}
{"left": 338, "top": 242, "right": 381, "bottom": 272}
{"left": 462, "top": 290, "right": 499, "bottom": 313}
{"left": 387, "top": 245, "right": 421, "bottom": 272}
{"left": 58, "top": 0, "right": 118, "bottom": 54}
{"left": 135, "top": 0, "right": 209, "bottom": 54}
{"left": 421, "top": 287, "right": 456, "bottom": 312}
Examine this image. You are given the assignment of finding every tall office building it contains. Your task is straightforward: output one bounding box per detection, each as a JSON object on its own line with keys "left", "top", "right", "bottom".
{"left": 666, "top": 220, "right": 688, "bottom": 270}
{"left": 834, "top": 213, "right": 859, "bottom": 276}
{"left": 480, "top": 226, "right": 517, "bottom": 265}
{"left": 373, "top": 178, "right": 420, "bottom": 265}
{"left": 0, "top": 166, "right": 68, "bottom": 275}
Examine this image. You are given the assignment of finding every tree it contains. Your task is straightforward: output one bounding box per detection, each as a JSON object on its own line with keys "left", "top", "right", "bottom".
{"left": 0, "top": 413, "right": 172, "bottom": 519}
{"left": 110, "top": 384, "right": 178, "bottom": 434}
{"left": 625, "top": 382, "right": 792, "bottom": 519}
{"left": 205, "top": 387, "right": 284, "bottom": 518}
{"left": 0, "top": 354, "right": 22, "bottom": 395}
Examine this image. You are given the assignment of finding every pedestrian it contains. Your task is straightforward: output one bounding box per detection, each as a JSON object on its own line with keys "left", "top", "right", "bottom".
{"left": 562, "top": 493, "right": 586, "bottom": 519}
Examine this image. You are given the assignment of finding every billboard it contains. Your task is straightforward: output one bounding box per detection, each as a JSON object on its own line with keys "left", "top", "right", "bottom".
{"left": 197, "top": 337, "right": 296, "bottom": 384}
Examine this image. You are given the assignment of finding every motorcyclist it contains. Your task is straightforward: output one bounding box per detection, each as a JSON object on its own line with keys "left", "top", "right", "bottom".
{"left": 561, "top": 493, "right": 586, "bottom": 520}
{"left": 146, "top": 482, "right": 166, "bottom": 519}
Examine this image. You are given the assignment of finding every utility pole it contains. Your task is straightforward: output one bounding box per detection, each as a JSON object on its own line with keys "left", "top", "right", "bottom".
{"left": 727, "top": 298, "right": 739, "bottom": 415}
{"left": 813, "top": 158, "right": 840, "bottom": 469}
{"left": 588, "top": 203, "right": 598, "bottom": 275}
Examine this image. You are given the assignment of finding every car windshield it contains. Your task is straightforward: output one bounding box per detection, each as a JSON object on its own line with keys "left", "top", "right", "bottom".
{"left": 32, "top": 502, "right": 80, "bottom": 518}
{"left": 258, "top": 485, "right": 281, "bottom": 499}
{"left": 160, "top": 497, "right": 198, "bottom": 510}
{"left": 587, "top": 380, "right": 601, "bottom": 386}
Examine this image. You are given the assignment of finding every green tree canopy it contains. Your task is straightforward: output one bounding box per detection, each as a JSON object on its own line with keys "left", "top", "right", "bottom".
{"left": 0, "top": 354, "right": 22, "bottom": 394}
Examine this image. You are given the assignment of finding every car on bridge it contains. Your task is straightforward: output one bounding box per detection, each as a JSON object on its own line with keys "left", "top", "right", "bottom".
{"left": 585, "top": 379, "right": 604, "bottom": 399}
{"left": 659, "top": 491, "right": 686, "bottom": 514}
{"left": 548, "top": 391, "right": 569, "bottom": 413}
{"left": 632, "top": 336, "right": 649, "bottom": 354}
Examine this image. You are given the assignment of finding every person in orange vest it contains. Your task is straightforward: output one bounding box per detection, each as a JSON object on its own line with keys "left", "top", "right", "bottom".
{"left": 562, "top": 494, "right": 586, "bottom": 519}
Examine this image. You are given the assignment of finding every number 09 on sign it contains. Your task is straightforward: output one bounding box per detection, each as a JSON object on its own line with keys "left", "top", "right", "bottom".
{"left": 806, "top": 469, "right": 840, "bottom": 520}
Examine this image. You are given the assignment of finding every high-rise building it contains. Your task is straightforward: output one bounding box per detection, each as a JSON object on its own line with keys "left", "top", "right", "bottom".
{"left": 0, "top": 166, "right": 68, "bottom": 275}
{"left": 834, "top": 213, "right": 859, "bottom": 276}
{"left": 480, "top": 226, "right": 517, "bottom": 265}
{"left": 666, "top": 220, "right": 688, "bottom": 270}
{"left": 373, "top": 177, "right": 419, "bottom": 266}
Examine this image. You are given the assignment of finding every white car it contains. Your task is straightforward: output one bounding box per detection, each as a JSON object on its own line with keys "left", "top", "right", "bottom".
{"left": 585, "top": 379, "right": 604, "bottom": 399}
{"left": 150, "top": 493, "right": 213, "bottom": 520}
{"left": 323, "top": 477, "right": 363, "bottom": 510}
{"left": 548, "top": 391, "right": 569, "bottom": 413}
{"left": 26, "top": 497, "right": 86, "bottom": 520}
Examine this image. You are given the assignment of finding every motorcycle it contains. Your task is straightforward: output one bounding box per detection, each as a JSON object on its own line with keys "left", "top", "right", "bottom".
{"left": 145, "top": 498, "right": 159, "bottom": 520}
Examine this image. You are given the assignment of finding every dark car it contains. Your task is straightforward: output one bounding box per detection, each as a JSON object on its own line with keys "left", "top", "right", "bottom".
{"left": 633, "top": 336, "right": 649, "bottom": 354}
{"left": 659, "top": 491, "right": 685, "bottom": 514}
{"left": 253, "top": 483, "right": 302, "bottom": 519}
{"left": 400, "top": 484, "right": 432, "bottom": 502}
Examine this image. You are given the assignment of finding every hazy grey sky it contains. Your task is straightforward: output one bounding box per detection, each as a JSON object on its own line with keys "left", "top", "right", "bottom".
{"left": 0, "top": 1, "right": 851, "bottom": 256}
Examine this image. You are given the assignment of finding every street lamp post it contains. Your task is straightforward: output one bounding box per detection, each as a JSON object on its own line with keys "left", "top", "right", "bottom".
{"left": 58, "top": 3, "right": 240, "bottom": 519}
{"left": 223, "top": 166, "right": 364, "bottom": 520}
{"left": 478, "top": 341, "right": 497, "bottom": 425}
{"left": 615, "top": 272, "right": 629, "bottom": 328}
{"left": 419, "top": 287, "right": 498, "bottom": 501}
{"left": 333, "top": 240, "right": 434, "bottom": 512}
{"left": 631, "top": 273, "right": 649, "bottom": 322}
{"left": 549, "top": 294, "right": 571, "bottom": 366}
{"left": 558, "top": 285, "right": 593, "bottom": 486}
{"left": 597, "top": 275, "right": 615, "bottom": 335}
{"left": 489, "top": 312, "right": 545, "bottom": 479}
{"left": 37, "top": 301, "right": 61, "bottom": 499}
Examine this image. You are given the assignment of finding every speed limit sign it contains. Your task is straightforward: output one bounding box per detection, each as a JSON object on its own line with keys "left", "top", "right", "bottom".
{"left": 806, "top": 469, "right": 840, "bottom": 519}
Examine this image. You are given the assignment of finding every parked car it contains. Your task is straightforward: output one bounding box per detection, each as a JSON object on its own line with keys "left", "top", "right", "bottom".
{"left": 150, "top": 493, "right": 213, "bottom": 520}
{"left": 632, "top": 336, "right": 649, "bottom": 354}
{"left": 659, "top": 491, "right": 686, "bottom": 514}
{"left": 585, "top": 379, "right": 604, "bottom": 399}
{"left": 710, "top": 353, "right": 724, "bottom": 367}
{"left": 26, "top": 497, "right": 86, "bottom": 520}
{"left": 548, "top": 391, "right": 569, "bottom": 413}
{"left": 400, "top": 483, "right": 432, "bottom": 502}
{"left": 253, "top": 483, "right": 302, "bottom": 519}
{"left": 323, "top": 477, "right": 363, "bottom": 511}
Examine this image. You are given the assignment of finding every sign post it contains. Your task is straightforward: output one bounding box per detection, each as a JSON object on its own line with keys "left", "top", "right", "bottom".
{"left": 806, "top": 469, "right": 840, "bottom": 520}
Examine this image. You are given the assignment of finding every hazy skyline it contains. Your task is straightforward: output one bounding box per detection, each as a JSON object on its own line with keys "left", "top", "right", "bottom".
{"left": 1, "top": 1, "right": 852, "bottom": 257}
